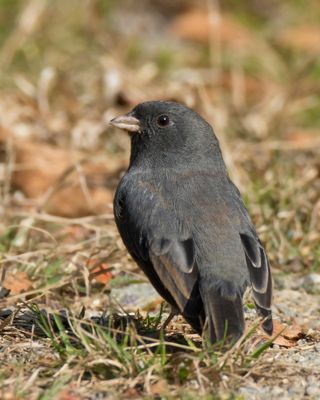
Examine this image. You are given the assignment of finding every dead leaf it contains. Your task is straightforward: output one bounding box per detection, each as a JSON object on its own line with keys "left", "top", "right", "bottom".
{"left": 44, "top": 184, "right": 114, "bottom": 217}
{"left": 123, "top": 387, "right": 141, "bottom": 398}
{"left": 283, "top": 323, "right": 305, "bottom": 341}
{"left": 89, "top": 260, "right": 113, "bottom": 284}
{"left": 3, "top": 270, "right": 32, "bottom": 295}
{"left": 13, "top": 140, "right": 79, "bottom": 197}
{"left": 219, "top": 72, "right": 277, "bottom": 104}
{"left": 283, "top": 130, "right": 320, "bottom": 150}
{"left": 7, "top": 137, "right": 126, "bottom": 217}
{"left": 272, "top": 335, "right": 296, "bottom": 348}
{"left": 58, "top": 225, "right": 89, "bottom": 244}
{"left": 149, "top": 379, "right": 168, "bottom": 395}
{"left": 171, "top": 9, "right": 254, "bottom": 49}
{"left": 278, "top": 26, "right": 320, "bottom": 53}
{"left": 261, "top": 320, "right": 305, "bottom": 348}
{"left": 56, "top": 389, "right": 81, "bottom": 400}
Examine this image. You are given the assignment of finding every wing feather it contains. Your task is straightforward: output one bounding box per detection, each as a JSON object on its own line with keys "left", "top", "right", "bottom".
{"left": 240, "top": 232, "right": 273, "bottom": 334}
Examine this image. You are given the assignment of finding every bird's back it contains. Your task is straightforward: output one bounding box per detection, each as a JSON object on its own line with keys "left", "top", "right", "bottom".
{"left": 114, "top": 167, "right": 255, "bottom": 338}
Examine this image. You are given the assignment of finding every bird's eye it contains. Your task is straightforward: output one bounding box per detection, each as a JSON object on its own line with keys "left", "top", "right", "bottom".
{"left": 156, "top": 114, "right": 170, "bottom": 128}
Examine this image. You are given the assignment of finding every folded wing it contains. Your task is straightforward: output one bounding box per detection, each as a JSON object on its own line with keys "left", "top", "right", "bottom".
{"left": 240, "top": 232, "right": 273, "bottom": 334}
{"left": 114, "top": 182, "right": 204, "bottom": 333}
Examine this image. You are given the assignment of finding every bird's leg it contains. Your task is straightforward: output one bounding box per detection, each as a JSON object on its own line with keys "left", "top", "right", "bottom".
{"left": 161, "top": 306, "right": 179, "bottom": 331}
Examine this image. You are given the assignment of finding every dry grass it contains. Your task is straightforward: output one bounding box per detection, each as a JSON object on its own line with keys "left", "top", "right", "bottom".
{"left": 0, "top": 1, "right": 320, "bottom": 399}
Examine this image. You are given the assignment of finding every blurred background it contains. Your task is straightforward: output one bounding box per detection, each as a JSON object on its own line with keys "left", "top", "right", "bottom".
{"left": 0, "top": 1, "right": 320, "bottom": 397}
{"left": 1, "top": 0, "right": 319, "bottom": 267}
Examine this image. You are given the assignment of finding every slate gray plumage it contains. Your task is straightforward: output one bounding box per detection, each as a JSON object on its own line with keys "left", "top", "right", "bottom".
{"left": 111, "top": 101, "right": 273, "bottom": 343}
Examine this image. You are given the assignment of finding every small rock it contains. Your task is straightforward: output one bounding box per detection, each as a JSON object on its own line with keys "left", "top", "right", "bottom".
{"left": 290, "top": 277, "right": 304, "bottom": 290}
{"left": 239, "top": 386, "right": 262, "bottom": 399}
{"left": 306, "top": 384, "right": 320, "bottom": 397}
{"left": 111, "top": 282, "right": 162, "bottom": 311}
{"left": 275, "top": 303, "right": 297, "bottom": 318}
{"left": 302, "top": 273, "right": 320, "bottom": 293}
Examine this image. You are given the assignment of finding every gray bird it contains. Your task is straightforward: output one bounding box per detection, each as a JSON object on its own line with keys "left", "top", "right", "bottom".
{"left": 110, "top": 101, "right": 273, "bottom": 343}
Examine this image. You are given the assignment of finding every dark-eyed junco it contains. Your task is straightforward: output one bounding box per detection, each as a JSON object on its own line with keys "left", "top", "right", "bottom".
{"left": 110, "top": 101, "right": 273, "bottom": 343}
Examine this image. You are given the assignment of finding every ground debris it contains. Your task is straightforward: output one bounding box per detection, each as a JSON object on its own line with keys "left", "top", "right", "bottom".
{"left": 0, "top": 306, "right": 195, "bottom": 350}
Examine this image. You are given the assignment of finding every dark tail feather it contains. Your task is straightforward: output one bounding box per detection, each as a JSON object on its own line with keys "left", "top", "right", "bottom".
{"left": 255, "top": 302, "right": 273, "bottom": 335}
{"left": 200, "top": 286, "right": 245, "bottom": 343}
{"left": 240, "top": 233, "right": 273, "bottom": 336}
{"left": 183, "top": 311, "right": 205, "bottom": 336}
{"left": 253, "top": 258, "right": 273, "bottom": 335}
{"left": 181, "top": 287, "right": 206, "bottom": 336}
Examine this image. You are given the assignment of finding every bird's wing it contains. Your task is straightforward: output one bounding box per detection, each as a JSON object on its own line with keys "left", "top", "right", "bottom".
{"left": 228, "top": 179, "right": 273, "bottom": 334}
{"left": 196, "top": 177, "right": 273, "bottom": 340}
{"left": 239, "top": 233, "right": 273, "bottom": 334}
{"left": 114, "top": 180, "right": 202, "bottom": 319}
{"left": 149, "top": 237, "right": 199, "bottom": 312}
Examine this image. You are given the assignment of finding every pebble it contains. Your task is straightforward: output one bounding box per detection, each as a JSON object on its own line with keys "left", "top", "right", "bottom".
{"left": 302, "top": 273, "right": 320, "bottom": 293}
{"left": 111, "top": 282, "right": 162, "bottom": 311}
{"left": 306, "top": 385, "right": 320, "bottom": 397}
{"left": 274, "top": 303, "right": 297, "bottom": 318}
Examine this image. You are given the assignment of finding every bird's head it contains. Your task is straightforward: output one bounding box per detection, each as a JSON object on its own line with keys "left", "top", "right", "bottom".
{"left": 110, "top": 101, "right": 224, "bottom": 170}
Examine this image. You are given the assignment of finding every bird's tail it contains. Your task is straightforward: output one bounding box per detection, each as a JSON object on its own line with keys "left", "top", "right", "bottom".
{"left": 239, "top": 233, "right": 273, "bottom": 336}
{"left": 200, "top": 284, "right": 245, "bottom": 343}
{"left": 251, "top": 259, "right": 273, "bottom": 335}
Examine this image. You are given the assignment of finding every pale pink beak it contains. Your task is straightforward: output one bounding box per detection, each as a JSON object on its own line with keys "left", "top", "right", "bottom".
{"left": 110, "top": 114, "right": 141, "bottom": 133}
